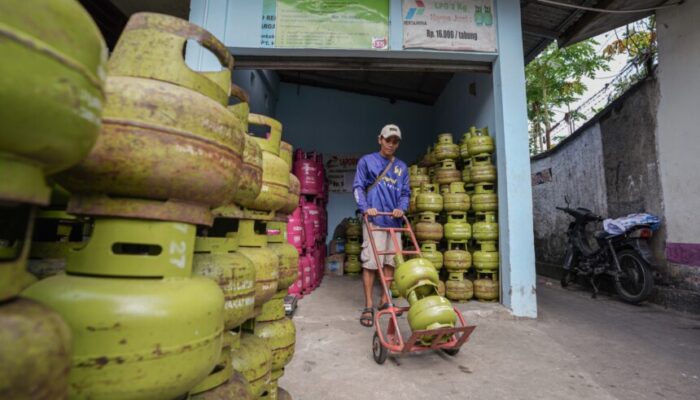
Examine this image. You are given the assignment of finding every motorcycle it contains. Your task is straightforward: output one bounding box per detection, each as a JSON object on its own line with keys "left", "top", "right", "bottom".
{"left": 557, "top": 200, "right": 656, "bottom": 304}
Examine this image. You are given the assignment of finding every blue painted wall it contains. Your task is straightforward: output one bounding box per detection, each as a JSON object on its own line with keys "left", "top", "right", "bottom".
{"left": 231, "top": 70, "right": 280, "bottom": 116}
{"left": 432, "top": 72, "right": 495, "bottom": 138}
{"left": 275, "top": 83, "right": 435, "bottom": 239}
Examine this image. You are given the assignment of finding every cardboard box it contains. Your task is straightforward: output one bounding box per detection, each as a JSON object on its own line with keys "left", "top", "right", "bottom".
{"left": 324, "top": 254, "right": 345, "bottom": 276}
{"left": 329, "top": 239, "right": 345, "bottom": 255}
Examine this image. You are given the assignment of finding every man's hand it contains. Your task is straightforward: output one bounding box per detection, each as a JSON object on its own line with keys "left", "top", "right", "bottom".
{"left": 392, "top": 209, "right": 404, "bottom": 218}
{"left": 366, "top": 208, "right": 378, "bottom": 217}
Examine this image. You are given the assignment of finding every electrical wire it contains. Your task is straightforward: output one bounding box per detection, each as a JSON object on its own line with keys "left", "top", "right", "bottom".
{"left": 537, "top": 0, "right": 684, "bottom": 14}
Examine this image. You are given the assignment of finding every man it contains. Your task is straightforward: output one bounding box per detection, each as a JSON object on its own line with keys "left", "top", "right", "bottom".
{"left": 353, "top": 124, "right": 410, "bottom": 327}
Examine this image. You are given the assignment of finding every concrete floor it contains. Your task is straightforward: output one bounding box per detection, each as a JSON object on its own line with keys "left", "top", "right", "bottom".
{"left": 279, "top": 275, "right": 700, "bottom": 400}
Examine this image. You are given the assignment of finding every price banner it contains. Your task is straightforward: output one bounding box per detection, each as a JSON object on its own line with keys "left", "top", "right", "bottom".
{"left": 266, "top": 0, "right": 390, "bottom": 50}
{"left": 402, "top": 0, "right": 497, "bottom": 52}
{"left": 326, "top": 154, "right": 360, "bottom": 193}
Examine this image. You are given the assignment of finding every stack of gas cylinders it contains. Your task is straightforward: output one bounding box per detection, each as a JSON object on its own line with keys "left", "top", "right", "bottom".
{"left": 287, "top": 149, "right": 329, "bottom": 297}
{"left": 406, "top": 128, "right": 499, "bottom": 303}
{"left": 343, "top": 217, "right": 363, "bottom": 275}
{"left": 3, "top": 4, "right": 297, "bottom": 399}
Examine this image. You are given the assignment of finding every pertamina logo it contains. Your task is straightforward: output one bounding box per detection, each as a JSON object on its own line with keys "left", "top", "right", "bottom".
{"left": 405, "top": 0, "right": 425, "bottom": 20}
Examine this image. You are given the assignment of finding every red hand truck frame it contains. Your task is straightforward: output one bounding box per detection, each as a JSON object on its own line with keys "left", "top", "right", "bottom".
{"left": 364, "top": 212, "right": 476, "bottom": 364}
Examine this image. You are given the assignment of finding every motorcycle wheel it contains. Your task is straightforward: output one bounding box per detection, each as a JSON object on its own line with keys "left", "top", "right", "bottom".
{"left": 560, "top": 248, "right": 577, "bottom": 288}
{"left": 614, "top": 249, "right": 654, "bottom": 304}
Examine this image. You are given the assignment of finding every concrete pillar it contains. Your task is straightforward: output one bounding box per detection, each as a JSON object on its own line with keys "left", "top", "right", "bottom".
{"left": 655, "top": 1, "right": 700, "bottom": 291}
{"left": 492, "top": 0, "right": 537, "bottom": 317}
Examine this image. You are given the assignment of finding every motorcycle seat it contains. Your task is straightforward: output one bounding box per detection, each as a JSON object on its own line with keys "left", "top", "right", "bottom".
{"left": 594, "top": 230, "right": 617, "bottom": 239}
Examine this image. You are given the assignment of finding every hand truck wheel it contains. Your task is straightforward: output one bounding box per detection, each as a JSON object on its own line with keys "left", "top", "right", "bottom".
{"left": 441, "top": 348, "right": 460, "bottom": 356}
{"left": 372, "top": 331, "right": 388, "bottom": 364}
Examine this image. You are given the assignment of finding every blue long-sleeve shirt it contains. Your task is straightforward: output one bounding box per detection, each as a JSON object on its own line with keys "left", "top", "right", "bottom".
{"left": 353, "top": 152, "right": 410, "bottom": 227}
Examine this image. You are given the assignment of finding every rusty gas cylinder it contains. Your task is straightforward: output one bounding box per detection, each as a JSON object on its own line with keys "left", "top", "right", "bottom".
{"left": 58, "top": 13, "right": 244, "bottom": 226}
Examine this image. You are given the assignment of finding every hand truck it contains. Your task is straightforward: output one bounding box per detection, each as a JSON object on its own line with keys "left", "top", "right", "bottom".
{"left": 364, "top": 212, "right": 476, "bottom": 364}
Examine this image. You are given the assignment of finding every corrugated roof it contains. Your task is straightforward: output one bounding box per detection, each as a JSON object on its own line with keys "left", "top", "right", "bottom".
{"left": 521, "top": 0, "right": 672, "bottom": 62}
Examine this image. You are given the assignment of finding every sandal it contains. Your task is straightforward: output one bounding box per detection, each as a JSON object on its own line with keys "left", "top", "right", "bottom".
{"left": 360, "top": 307, "right": 374, "bottom": 327}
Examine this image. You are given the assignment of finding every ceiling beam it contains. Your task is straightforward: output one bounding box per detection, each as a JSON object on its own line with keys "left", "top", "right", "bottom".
{"left": 279, "top": 72, "right": 438, "bottom": 105}
{"left": 234, "top": 56, "right": 492, "bottom": 73}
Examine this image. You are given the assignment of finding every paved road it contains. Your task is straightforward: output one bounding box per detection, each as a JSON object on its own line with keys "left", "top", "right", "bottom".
{"left": 280, "top": 275, "right": 700, "bottom": 399}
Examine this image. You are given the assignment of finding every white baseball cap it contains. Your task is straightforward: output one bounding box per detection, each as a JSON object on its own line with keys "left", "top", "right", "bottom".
{"left": 379, "top": 124, "right": 402, "bottom": 140}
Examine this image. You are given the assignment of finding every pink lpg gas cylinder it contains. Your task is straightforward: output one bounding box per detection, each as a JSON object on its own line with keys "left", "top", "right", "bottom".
{"left": 287, "top": 207, "right": 305, "bottom": 254}
{"left": 313, "top": 152, "right": 325, "bottom": 196}
{"left": 302, "top": 253, "right": 314, "bottom": 294}
{"left": 301, "top": 198, "right": 320, "bottom": 249}
{"left": 294, "top": 149, "right": 319, "bottom": 195}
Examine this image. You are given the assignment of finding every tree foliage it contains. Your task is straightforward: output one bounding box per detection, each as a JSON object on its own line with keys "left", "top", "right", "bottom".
{"left": 526, "top": 39, "right": 609, "bottom": 155}
{"left": 604, "top": 16, "right": 657, "bottom": 101}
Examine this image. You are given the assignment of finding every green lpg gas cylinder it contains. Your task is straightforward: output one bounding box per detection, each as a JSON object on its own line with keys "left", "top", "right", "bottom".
{"left": 462, "top": 158, "right": 472, "bottom": 183}
{"left": 27, "top": 210, "right": 87, "bottom": 280}
{"left": 395, "top": 258, "right": 439, "bottom": 299}
{"left": 410, "top": 166, "right": 430, "bottom": 189}
{"left": 267, "top": 222, "right": 299, "bottom": 290}
{"left": 346, "top": 218, "right": 362, "bottom": 238}
{"left": 194, "top": 235, "right": 256, "bottom": 330}
{"left": 232, "top": 134, "right": 263, "bottom": 208}
{"left": 474, "top": 241, "right": 499, "bottom": 273}
{"left": 474, "top": 273, "right": 499, "bottom": 302}
{"left": 443, "top": 182, "right": 470, "bottom": 212}
{"left": 0, "top": 0, "right": 107, "bottom": 205}
{"left": 444, "top": 212, "right": 471, "bottom": 242}
{"left": 473, "top": 213, "right": 499, "bottom": 242}
{"left": 444, "top": 242, "right": 472, "bottom": 273}
{"left": 470, "top": 155, "right": 497, "bottom": 184}
{"left": 407, "top": 295, "right": 457, "bottom": 334}
{"left": 464, "top": 183, "right": 475, "bottom": 196}
{"left": 345, "top": 238, "right": 362, "bottom": 256}
{"left": 434, "top": 133, "right": 460, "bottom": 161}
{"left": 232, "top": 333, "right": 273, "bottom": 398}
{"left": 279, "top": 142, "right": 293, "bottom": 172}
{"left": 408, "top": 190, "right": 419, "bottom": 215}
{"left": 459, "top": 131, "right": 471, "bottom": 160}
{"left": 471, "top": 183, "right": 498, "bottom": 212}
{"left": 390, "top": 280, "right": 401, "bottom": 298}
{"left": 344, "top": 255, "right": 361, "bottom": 275}
{"left": 235, "top": 220, "right": 279, "bottom": 310}
{"left": 23, "top": 219, "right": 225, "bottom": 400}
{"left": 255, "top": 293, "right": 296, "bottom": 372}
{"left": 415, "top": 212, "right": 443, "bottom": 242}
{"left": 228, "top": 86, "right": 263, "bottom": 207}
{"left": 189, "top": 342, "right": 234, "bottom": 397}
{"left": 419, "top": 242, "right": 443, "bottom": 269}
{"left": 445, "top": 273, "right": 474, "bottom": 302}
{"left": 435, "top": 160, "right": 462, "bottom": 185}
{"left": 416, "top": 183, "right": 443, "bottom": 213}
{"left": 280, "top": 174, "right": 300, "bottom": 215}
{"left": 57, "top": 13, "right": 243, "bottom": 226}
{"left": 191, "top": 370, "right": 255, "bottom": 400}
{"left": 437, "top": 280, "right": 446, "bottom": 297}
{"left": 467, "top": 127, "right": 495, "bottom": 156}
{"left": 238, "top": 114, "right": 289, "bottom": 212}
{"left": 0, "top": 298, "right": 72, "bottom": 400}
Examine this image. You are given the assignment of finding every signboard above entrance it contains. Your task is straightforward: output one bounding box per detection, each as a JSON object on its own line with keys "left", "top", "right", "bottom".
{"left": 261, "top": 0, "right": 390, "bottom": 50}
{"left": 402, "top": 0, "right": 497, "bottom": 52}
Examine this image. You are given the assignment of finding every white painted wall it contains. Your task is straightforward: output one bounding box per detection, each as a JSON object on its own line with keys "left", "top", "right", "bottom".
{"left": 656, "top": 1, "right": 700, "bottom": 246}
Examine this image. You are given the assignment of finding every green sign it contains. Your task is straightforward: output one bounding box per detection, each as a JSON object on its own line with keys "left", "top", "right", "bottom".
{"left": 274, "top": 0, "right": 389, "bottom": 49}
